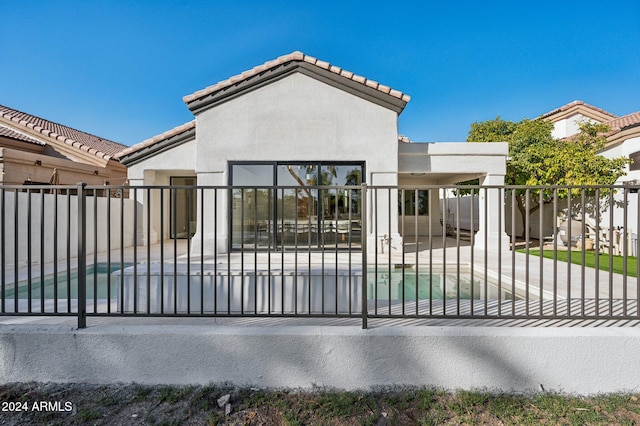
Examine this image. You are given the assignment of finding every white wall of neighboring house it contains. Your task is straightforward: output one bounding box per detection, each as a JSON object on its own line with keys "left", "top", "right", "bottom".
{"left": 537, "top": 112, "right": 640, "bottom": 246}
{"left": 599, "top": 136, "right": 640, "bottom": 245}
{"left": 600, "top": 135, "right": 640, "bottom": 182}
{"left": 0, "top": 191, "right": 138, "bottom": 275}
{"left": 550, "top": 113, "right": 592, "bottom": 139}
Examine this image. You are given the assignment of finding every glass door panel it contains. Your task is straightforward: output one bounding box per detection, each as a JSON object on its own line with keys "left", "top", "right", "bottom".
{"left": 277, "top": 164, "right": 318, "bottom": 248}
{"left": 231, "top": 165, "right": 274, "bottom": 249}
{"left": 231, "top": 188, "right": 273, "bottom": 249}
{"left": 170, "top": 177, "right": 197, "bottom": 239}
{"left": 319, "top": 165, "right": 362, "bottom": 248}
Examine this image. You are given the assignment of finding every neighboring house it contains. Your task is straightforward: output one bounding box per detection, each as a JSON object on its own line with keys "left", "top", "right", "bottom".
{"left": 116, "top": 51, "right": 508, "bottom": 254}
{"left": 541, "top": 101, "right": 640, "bottom": 246}
{"left": 0, "top": 104, "right": 128, "bottom": 187}
{"left": 541, "top": 100, "right": 640, "bottom": 184}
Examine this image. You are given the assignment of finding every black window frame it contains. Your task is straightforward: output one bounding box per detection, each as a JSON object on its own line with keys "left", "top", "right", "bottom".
{"left": 630, "top": 151, "right": 640, "bottom": 171}
{"left": 229, "top": 161, "right": 366, "bottom": 251}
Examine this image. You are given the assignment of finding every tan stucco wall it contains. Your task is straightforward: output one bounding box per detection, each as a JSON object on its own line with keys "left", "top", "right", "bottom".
{"left": 0, "top": 147, "right": 126, "bottom": 186}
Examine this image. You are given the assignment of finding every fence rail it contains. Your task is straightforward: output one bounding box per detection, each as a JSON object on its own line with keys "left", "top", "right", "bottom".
{"left": 1, "top": 183, "right": 638, "bottom": 328}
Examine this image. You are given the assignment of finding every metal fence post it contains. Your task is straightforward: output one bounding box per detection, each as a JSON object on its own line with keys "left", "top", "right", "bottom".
{"left": 361, "top": 183, "right": 368, "bottom": 329}
{"left": 77, "top": 182, "right": 87, "bottom": 329}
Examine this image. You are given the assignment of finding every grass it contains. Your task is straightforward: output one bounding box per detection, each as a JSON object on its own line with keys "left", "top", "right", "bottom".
{"left": 3, "top": 383, "right": 640, "bottom": 425}
{"left": 518, "top": 248, "right": 638, "bottom": 278}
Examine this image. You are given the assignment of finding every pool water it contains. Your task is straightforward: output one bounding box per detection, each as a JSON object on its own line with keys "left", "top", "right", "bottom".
{"left": 6, "top": 263, "right": 130, "bottom": 300}
{"left": 369, "top": 270, "right": 478, "bottom": 301}
{"left": 6, "top": 264, "right": 509, "bottom": 302}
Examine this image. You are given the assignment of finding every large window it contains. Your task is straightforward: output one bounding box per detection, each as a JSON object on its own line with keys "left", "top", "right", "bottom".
{"left": 230, "top": 162, "right": 364, "bottom": 250}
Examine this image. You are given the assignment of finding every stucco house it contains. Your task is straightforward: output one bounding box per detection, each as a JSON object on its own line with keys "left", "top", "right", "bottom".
{"left": 0, "top": 104, "right": 127, "bottom": 187}
{"left": 541, "top": 100, "right": 640, "bottom": 184}
{"left": 542, "top": 100, "right": 639, "bottom": 230}
{"left": 116, "top": 51, "right": 508, "bottom": 254}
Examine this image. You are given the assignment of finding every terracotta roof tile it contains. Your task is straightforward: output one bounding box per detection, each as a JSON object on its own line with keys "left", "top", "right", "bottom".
{"left": 115, "top": 120, "right": 196, "bottom": 159}
{"left": 0, "top": 104, "right": 127, "bottom": 159}
{"left": 605, "top": 111, "right": 640, "bottom": 132}
{"left": 340, "top": 70, "right": 354, "bottom": 79}
{"left": 351, "top": 74, "right": 366, "bottom": 84}
{"left": 377, "top": 84, "right": 391, "bottom": 94}
{"left": 0, "top": 124, "right": 45, "bottom": 145}
{"left": 183, "top": 51, "right": 411, "bottom": 105}
{"left": 539, "top": 100, "right": 617, "bottom": 120}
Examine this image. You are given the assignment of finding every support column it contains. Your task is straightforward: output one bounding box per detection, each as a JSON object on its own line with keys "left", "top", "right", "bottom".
{"left": 368, "top": 172, "right": 402, "bottom": 256}
{"left": 127, "top": 177, "right": 146, "bottom": 246}
{"left": 190, "top": 171, "right": 228, "bottom": 256}
{"left": 474, "top": 174, "right": 510, "bottom": 252}
{"left": 130, "top": 173, "right": 158, "bottom": 246}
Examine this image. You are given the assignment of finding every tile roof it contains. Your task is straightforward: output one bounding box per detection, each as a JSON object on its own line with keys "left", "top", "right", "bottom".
{"left": 115, "top": 120, "right": 195, "bottom": 160}
{"left": 0, "top": 124, "right": 45, "bottom": 145}
{"left": 538, "top": 100, "right": 617, "bottom": 120}
{"left": 605, "top": 111, "right": 640, "bottom": 132}
{"left": 183, "top": 51, "right": 411, "bottom": 105}
{"left": 0, "top": 104, "right": 127, "bottom": 160}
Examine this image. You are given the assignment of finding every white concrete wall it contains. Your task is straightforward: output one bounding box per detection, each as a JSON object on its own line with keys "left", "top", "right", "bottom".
{"left": 596, "top": 138, "right": 640, "bottom": 237}
{"left": 126, "top": 139, "right": 197, "bottom": 182}
{"left": 193, "top": 73, "right": 399, "bottom": 254}
{"left": 2, "top": 325, "right": 640, "bottom": 394}
{"left": 195, "top": 74, "right": 398, "bottom": 174}
{"left": 551, "top": 113, "right": 592, "bottom": 139}
{"left": 444, "top": 195, "right": 479, "bottom": 232}
{"left": 398, "top": 142, "right": 508, "bottom": 180}
{"left": 0, "top": 191, "right": 138, "bottom": 272}
{"left": 505, "top": 195, "right": 559, "bottom": 240}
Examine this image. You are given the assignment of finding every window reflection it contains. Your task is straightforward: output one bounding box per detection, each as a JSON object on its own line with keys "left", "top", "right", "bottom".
{"left": 399, "top": 190, "right": 429, "bottom": 216}
{"left": 231, "top": 162, "right": 363, "bottom": 250}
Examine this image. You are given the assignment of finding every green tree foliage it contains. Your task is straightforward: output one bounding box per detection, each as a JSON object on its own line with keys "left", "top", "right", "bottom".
{"left": 467, "top": 117, "right": 629, "bottom": 237}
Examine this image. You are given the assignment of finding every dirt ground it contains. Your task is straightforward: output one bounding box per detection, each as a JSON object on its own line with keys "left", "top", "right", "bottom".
{"left": 1, "top": 382, "right": 640, "bottom": 425}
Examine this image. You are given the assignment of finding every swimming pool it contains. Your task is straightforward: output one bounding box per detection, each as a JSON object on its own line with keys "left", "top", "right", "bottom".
{"left": 6, "top": 263, "right": 130, "bottom": 300}
{"left": 5, "top": 263, "right": 516, "bottom": 309}
{"left": 369, "top": 267, "right": 516, "bottom": 302}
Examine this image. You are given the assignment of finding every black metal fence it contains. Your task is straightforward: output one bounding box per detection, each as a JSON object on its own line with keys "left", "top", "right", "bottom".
{"left": 1, "top": 183, "right": 639, "bottom": 328}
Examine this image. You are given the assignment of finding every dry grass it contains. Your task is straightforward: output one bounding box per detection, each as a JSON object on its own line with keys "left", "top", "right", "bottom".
{"left": 1, "top": 383, "right": 640, "bottom": 425}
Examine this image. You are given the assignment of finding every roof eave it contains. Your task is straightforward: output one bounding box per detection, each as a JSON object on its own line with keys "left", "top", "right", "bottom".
{"left": 184, "top": 60, "right": 409, "bottom": 116}
{"left": 118, "top": 126, "right": 196, "bottom": 167}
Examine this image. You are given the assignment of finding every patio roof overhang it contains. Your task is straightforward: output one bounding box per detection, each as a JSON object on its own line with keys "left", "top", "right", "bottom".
{"left": 398, "top": 142, "right": 508, "bottom": 184}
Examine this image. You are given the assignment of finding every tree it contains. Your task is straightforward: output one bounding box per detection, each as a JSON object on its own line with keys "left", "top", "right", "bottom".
{"left": 467, "top": 117, "right": 629, "bottom": 237}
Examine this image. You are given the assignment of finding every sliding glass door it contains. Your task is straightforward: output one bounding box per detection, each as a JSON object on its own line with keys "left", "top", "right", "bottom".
{"left": 231, "top": 162, "right": 363, "bottom": 250}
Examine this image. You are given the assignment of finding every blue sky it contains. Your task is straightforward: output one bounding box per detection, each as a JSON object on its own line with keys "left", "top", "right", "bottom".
{"left": 1, "top": 1, "right": 639, "bottom": 146}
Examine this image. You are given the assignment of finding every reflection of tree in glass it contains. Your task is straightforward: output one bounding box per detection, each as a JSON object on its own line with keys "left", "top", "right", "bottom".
{"left": 345, "top": 169, "right": 361, "bottom": 185}
{"left": 285, "top": 165, "right": 319, "bottom": 219}
{"left": 284, "top": 165, "right": 363, "bottom": 218}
